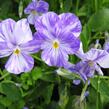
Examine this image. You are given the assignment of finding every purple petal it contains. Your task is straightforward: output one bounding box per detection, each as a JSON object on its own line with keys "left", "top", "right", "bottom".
{"left": 85, "top": 48, "right": 109, "bottom": 68}
{"left": 20, "top": 38, "right": 40, "bottom": 54}
{"left": 24, "top": 1, "right": 37, "bottom": 14}
{"left": 27, "top": 13, "right": 37, "bottom": 25}
{"left": 58, "top": 31, "right": 80, "bottom": 54}
{"left": 75, "top": 42, "right": 85, "bottom": 59}
{"left": 35, "top": 12, "right": 59, "bottom": 31}
{"left": 41, "top": 47, "right": 68, "bottom": 67}
{"left": 24, "top": 0, "right": 49, "bottom": 14}
{"left": 36, "top": 0, "right": 49, "bottom": 13}
{"left": 95, "top": 64, "right": 103, "bottom": 75}
{"left": 0, "top": 42, "right": 13, "bottom": 58}
{"left": 5, "top": 53, "right": 34, "bottom": 74}
{"left": 74, "top": 61, "right": 95, "bottom": 82}
{"left": 104, "top": 41, "right": 109, "bottom": 53}
{"left": 59, "top": 13, "right": 82, "bottom": 38}
{"left": 73, "top": 80, "right": 81, "bottom": 85}
{"left": 0, "top": 19, "right": 16, "bottom": 43}
{"left": 13, "top": 19, "right": 33, "bottom": 45}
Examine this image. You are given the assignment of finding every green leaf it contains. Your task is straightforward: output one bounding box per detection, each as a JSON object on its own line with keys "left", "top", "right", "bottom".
{"left": 0, "top": 81, "right": 22, "bottom": 102}
{"left": 58, "top": 84, "right": 69, "bottom": 109}
{"left": 88, "top": 8, "right": 109, "bottom": 32}
{"left": 90, "top": 77, "right": 109, "bottom": 97}
{"left": 31, "top": 67, "right": 42, "bottom": 81}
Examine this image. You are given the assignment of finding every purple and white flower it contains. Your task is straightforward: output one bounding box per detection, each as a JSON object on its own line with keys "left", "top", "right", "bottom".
{"left": 69, "top": 48, "right": 109, "bottom": 83}
{"left": 34, "top": 12, "right": 81, "bottom": 67}
{"left": 24, "top": 0, "right": 49, "bottom": 24}
{"left": 0, "top": 18, "right": 39, "bottom": 74}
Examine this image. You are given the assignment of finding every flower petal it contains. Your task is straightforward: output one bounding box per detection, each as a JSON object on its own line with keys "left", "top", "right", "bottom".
{"left": 95, "top": 64, "right": 103, "bottom": 75}
{"left": 36, "top": 0, "right": 49, "bottom": 13}
{"left": 104, "top": 41, "right": 109, "bottom": 53}
{"left": 35, "top": 12, "right": 59, "bottom": 31}
{"left": 13, "top": 19, "right": 33, "bottom": 45}
{"left": 27, "top": 13, "right": 37, "bottom": 24}
{"left": 59, "top": 13, "right": 82, "bottom": 38}
{"left": 0, "top": 42, "right": 13, "bottom": 58}
{"left": 58, "top": 31, "right": 80, "bottom": 54}
{"left": 74, "top": 61, "right": 95, "bottom": 82}
{"left": 24, "top": 1, "right": 37, "bottom": 14}
{"left": 24, "top": 0, "right": 49, "bottom": 14}
{"left": 41, "top": 47, "right": 68, "bottom": 67}
{"left": 85, "top": 48, "right": 109, "bottom": 68}
{"left": 0, "top": 19, "right": 16, "bottom": 43}
{"left": 5, "top": 53, "right": 34, "bottom": 74}
{"left": 20, "top": 38, "right": 40, "bottom": 54}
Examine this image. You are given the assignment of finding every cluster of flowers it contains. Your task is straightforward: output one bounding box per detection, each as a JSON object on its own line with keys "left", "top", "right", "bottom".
{"left": 0, "top": 0, "right": 109, "bottom": 84}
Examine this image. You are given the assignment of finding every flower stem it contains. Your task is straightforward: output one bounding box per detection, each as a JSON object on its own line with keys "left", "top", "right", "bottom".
{"left": 80, "top": 80, "right": 88, "bottom": 102}
{"left": 0, "top": 72, "right": 10, "bottom": 81}
{"left": 32, "top": 55, "right": 43, "bottom": 62}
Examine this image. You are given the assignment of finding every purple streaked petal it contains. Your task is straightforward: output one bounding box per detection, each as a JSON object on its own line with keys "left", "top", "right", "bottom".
{"left": 0, "top": 42, "right": 13, "bottom": 58}
{"left": 59, "top": 13, "right": 82, "bottom": 38}
{"left": 36, "top": 0, "right": 49, "bottom": 13}
{"left": 20, "top": 39, "right": 40, "bottom": 54}
{"left": 104, "top": 42, "right": 109, "bottom": 53}
{"left": 35, "top": 12, "right": 59, "bottom": 31}
{"left": 24, "top": 1, "right": 37, "bottom": 14}
{"left": 95, "top": 64, "right": 103, "bottom": 75}
{"left": 34, "top": 31, "right": 55, "bottom": 45}
{"left": 24, "top": 0, "right": 49, "bottom": 14}
{"left": 13, "top": 19, "right": 33, "bottom": 45}
{"left": 5, "top": 53, "right": 34, "bottom": 74}
{"left": 27, "top": 13, "right": 37, "bottom": 25}
{"left": 0, "top": 19, "right": 16, "bottom": 43}
{"left": 74, "top": 61, "right": 95, "bottom": 82}
{"left": 41, "top": 48, "right": 68, "bottom": 67}
{"left": 59, "top": 32, "right": 80, "bottom": 54}
{"left": 75, "top": 42, "right": 85, "bottom": 59}
{"left": 85, "top": 48, "right": 109, "bottom": 68}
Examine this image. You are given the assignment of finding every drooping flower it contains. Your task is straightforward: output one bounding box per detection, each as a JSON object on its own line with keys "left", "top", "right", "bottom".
{"left": 69, "top": 48, "right": 109, "bottom": 83}
{"left": 24, "top": 0, "right": 49, "bottom": 24}
{"left": 34, "top": 12, "right": 81, "bottom": 67}
{"left": 0, "top": 18, "right": 40, "bottom": 74}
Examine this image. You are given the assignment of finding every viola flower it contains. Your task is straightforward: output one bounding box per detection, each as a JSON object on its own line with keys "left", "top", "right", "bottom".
{"left": 24, "top": 0, "right": 49, "bottom": 24}
{"left": 69, "top": 48, "right": 109, "bottom": 83}
{"left": 0, "top": 19, "right": 40, "bottom": 74}
{"left": 34, "top": 12, "right": 81, "bottom": 67}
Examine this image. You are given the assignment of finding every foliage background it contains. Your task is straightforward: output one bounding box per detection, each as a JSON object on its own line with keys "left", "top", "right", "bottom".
{"left": 0, "top": 0, "right": 109, "bottom": 109}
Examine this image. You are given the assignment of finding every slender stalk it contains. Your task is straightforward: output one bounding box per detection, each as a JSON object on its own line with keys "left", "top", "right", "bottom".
{"left": 96, "top": 76, "right": 100, "bottom": 109}
{"left": 76, "top": 0, "right": 79, "bottom": 14}
{"left": 95, "top": 0, "right": 98, "bottom": 12}
{"left": 32, "top": 55, "right": 43, "bottom": 62}
{"left": 80, "top": 80, "right": 88, "bottom": 102}
{"left": 0, "top": 73, "right": 10, "bottom": 81}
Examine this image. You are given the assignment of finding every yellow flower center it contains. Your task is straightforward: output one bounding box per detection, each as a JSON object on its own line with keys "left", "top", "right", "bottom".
{"left": 14, "top": 49, "right": 20, "bottom": 55}
{"left": 88, "top": 61, "right": 94, "bottom": 67}
{"left": 53, "top": 41, "right": 59, "bottom": 49}
{"left": 32, "top": 10, "right": 37, "bottom": 15}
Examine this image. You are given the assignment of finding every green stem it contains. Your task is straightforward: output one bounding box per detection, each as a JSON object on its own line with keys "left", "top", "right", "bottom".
{"left": 76, "top": 0, "right": 79, "bottom": 14}
{"left": 80, "top": 80, "right": 88, "bottom": 102}
{"left": 95, "top": 0, "right": 98, "bottom": 12}
{"left": 0, "top": 73, "right": 10, "bottom": 81}
{"left": 32, "top": 55, "right": 43, "bottom": 62}
{"left": 95, "top": 75, "right": 109, "bottom": 79}
{"left": 96, "top": 76, "right": 100, "bottom": 109}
